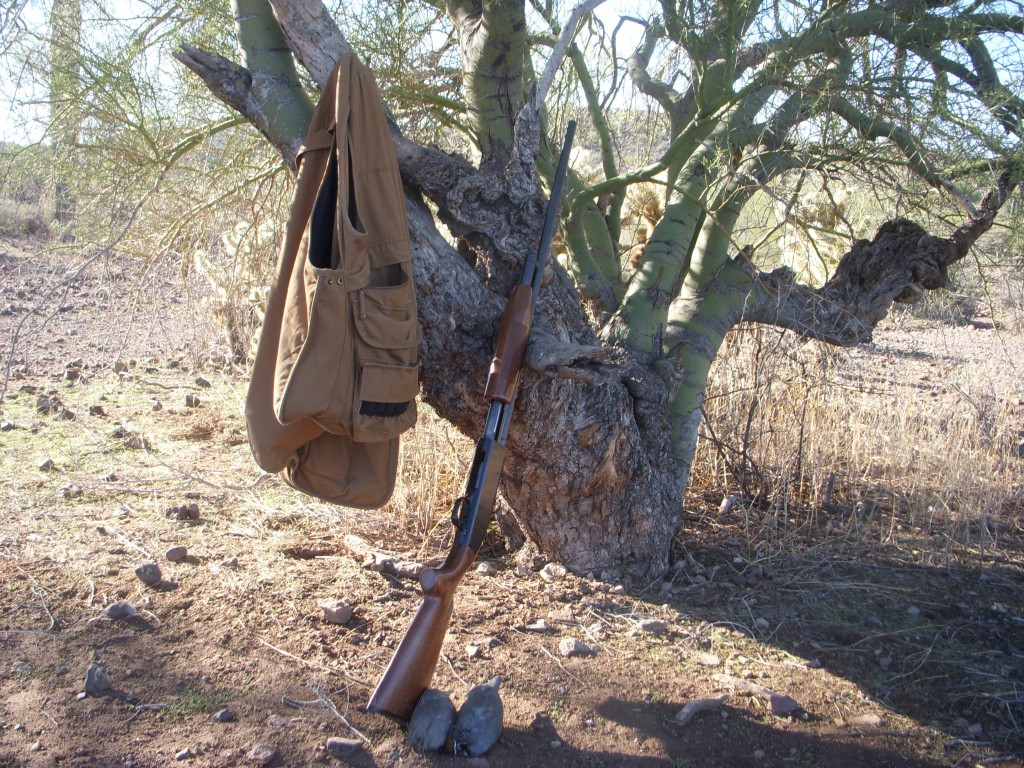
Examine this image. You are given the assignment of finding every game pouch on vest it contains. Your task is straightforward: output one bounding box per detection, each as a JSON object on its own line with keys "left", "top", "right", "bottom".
{"left": 244, "top": 51, "right": 420, "bottom": 508}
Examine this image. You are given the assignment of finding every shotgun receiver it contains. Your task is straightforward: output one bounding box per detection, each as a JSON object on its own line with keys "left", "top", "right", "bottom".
{"left": 367, "top": 121, "right": 576, "bottom": 721}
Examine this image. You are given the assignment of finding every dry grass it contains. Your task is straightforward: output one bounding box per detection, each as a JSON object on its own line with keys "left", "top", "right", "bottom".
{"left": 695, "top": 320, "right": 1023, "bottom": 568}
{"left": 380, "top": 403, "right": 475, "bottom": 550}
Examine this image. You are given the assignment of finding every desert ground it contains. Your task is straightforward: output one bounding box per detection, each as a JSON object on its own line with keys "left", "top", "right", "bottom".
{"left": 1, "top": 233, "right": 1022, "bottom": 768}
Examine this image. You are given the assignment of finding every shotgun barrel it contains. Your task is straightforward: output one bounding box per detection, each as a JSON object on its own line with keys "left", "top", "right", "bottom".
{"left": 367, "top": 121, "right": 577, "bottom": 721}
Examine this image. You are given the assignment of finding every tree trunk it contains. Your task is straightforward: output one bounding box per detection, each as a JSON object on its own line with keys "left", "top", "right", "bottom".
{"left": 48, "top": 0, "right": 81, "bottom": 225}
{"left": 403, "top": 180, "right": 683, "bottom": 579}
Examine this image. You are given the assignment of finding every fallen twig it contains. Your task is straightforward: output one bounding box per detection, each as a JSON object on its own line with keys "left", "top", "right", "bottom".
{"left": 341, "top": 534, "right": 423, "bottom": 579}
{"left": 123, "top": 703, "right": 167, "bottom": 725}
{"left": 257, "top": 637, "right": 373, "bottom": 689}
{"left": 674, "top": 695, "right": 729, "bottom": 726}
{"left": 31, "top": 586, "right": 56, "bottom": 631}
{"left": 306, "top": 679, "right": 372, "bottom": 745}
{"left": 712, "top": 673, "right": 802, "bottom": 716}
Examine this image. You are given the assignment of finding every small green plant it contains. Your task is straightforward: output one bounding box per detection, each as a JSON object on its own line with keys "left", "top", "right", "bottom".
{"left": 166, "top": 687, "right": 230, "bottom": 720}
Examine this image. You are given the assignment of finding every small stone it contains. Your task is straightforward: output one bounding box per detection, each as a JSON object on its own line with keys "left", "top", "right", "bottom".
{"left": 245, "top": 745, "right": 276, "bottom": 765}
{"left": 320, "top": 599, "right": 353, "bottom": 625}
{"left": 968, "top": 722, "right": 984, "bottom": 735}
{"left": 11, "top": 660, "right": 31, "bottom": 676}
{"left": 608, "top": 584, "right": 625, "bottom": 595}
{"left": 548, "top": 608, "right": 574, "bottom": 624}
{"left": 558, "top": 638, "right": 594, "bottom": 658}
{"left": 221, "top": 557, "right": 239, "bottom": 569}
{"left": 83, "top": 661, "right": 112, "bottom": 695}
{"left": 475, "top": 562, "right": 496, "bottom": 576}
{"left": 104, "top": 602, "right": 137, "bottom": 619}
{"left": 754, "top": 617, "right": 770, "bottom": 631}
{"left": 166, "top": 503, "right": 200, "bottom": 521}
{"left": 907, "top": 605, "right": 921, "bottom": 617}
{"left": 515, "top": 565, "right": 532, "bottom": 577}
{"left": 174, "top": 747, "right": 192, "bottom": 760}
{"left": 325, "top": 737, "right": 362, "bottom": 759}
{"left": 539, "top": 563, "right": 567, "bottom": 582}
{"left": 135, "top": 562, "right": 162, "bottom": 586}
{"left": 848, "top": 713, "right": 883, "bottom": 727}
{"left": 878, "top": 656, "right": 893, "bottom": 670}
{"left": 214, "top": 708, "right": 235, "bottom": 723}
{"left": 184, "top": 394, "right": 200, "bottom": 408}
{"left": 525, "top": 619, "right": 550, "bottom": 632}
{"left": 0, "top": 420, "right": 15, "bottom": 431}
{"left": 194, "top": 376, "right": 212, "bottom": 389}
{"left": 36, "top": 394, "right": 62, "bottom": 414}
{"left": 30, "top": 741, "right": 42, "bottom": 752}
{"left": 38, "top": 458, "right": 57, "bottom": 472}
{"left": 693, "top": 652, "right": 722, "bottom": 667}
{"left": 769, "top": 693, "right": 802, "bottom": 717}
{"left": 62, "top": 484, "right": 83, "bottom": 499}
{"left": 637, "top": 619, "right": 668, "bottom": 636}
{"left": 267, "top": 714, "right": 291, "bottom": 729}
{"left": 89, "top": 404, "right": 106, "bottom": 416}
{"left": 165, "top": 546, "right": 188, "bottom": 562}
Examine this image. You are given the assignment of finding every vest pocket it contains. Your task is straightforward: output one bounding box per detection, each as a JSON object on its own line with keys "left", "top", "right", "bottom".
{"left": 274, "top": 264, "right": 356, "bottom": 432}
{"left": 350, "top": 281, "right": 420, "bottom": 441}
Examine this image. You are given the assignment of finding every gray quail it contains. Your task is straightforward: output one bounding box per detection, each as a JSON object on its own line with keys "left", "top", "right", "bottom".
{"left": 448, "top": 676, "right": 503, "bottom": 757}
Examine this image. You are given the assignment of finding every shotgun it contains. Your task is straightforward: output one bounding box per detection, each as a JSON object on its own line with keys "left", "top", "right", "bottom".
{"left": 367, "top": 121, "right": 577, "bottom": 721}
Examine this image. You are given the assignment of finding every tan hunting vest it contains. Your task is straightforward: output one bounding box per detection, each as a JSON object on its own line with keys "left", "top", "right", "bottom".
{"left": 245, "top": 51, "right": 420, "bottom": 508}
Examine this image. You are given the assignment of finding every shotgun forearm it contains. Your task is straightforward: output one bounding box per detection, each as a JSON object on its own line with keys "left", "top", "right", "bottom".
{"left": 483, "top": 285, "right": 533, "bottom": 404}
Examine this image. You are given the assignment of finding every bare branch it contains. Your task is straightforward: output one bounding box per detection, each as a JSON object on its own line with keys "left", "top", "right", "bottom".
{"left": 534, "top": 0, "right": 608, "bottom": 112}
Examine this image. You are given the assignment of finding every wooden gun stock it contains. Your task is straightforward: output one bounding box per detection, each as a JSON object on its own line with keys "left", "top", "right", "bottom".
{"left": 367, "top": 545, "right": 477, "bottom": 720}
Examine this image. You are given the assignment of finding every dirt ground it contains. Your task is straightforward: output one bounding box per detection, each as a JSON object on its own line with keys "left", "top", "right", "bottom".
{"left": 1, "top": 235, "right": 1022, "bottom": 768}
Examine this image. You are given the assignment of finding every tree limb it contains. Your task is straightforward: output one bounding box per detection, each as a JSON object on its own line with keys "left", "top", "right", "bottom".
{"left": 267, "top": 0, "right": 349, "bottom": 88}
{"left": 744, "top": 170, "right": 1019, "bottom": 345}
{"left": 828, "top": 96, "right": 978, "bottom": 217}
{"left": 172, "top": 44, "right": 303, "bottom": 167}
{"left": 534, "top": 0, "right": 608, "bottom": 112}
